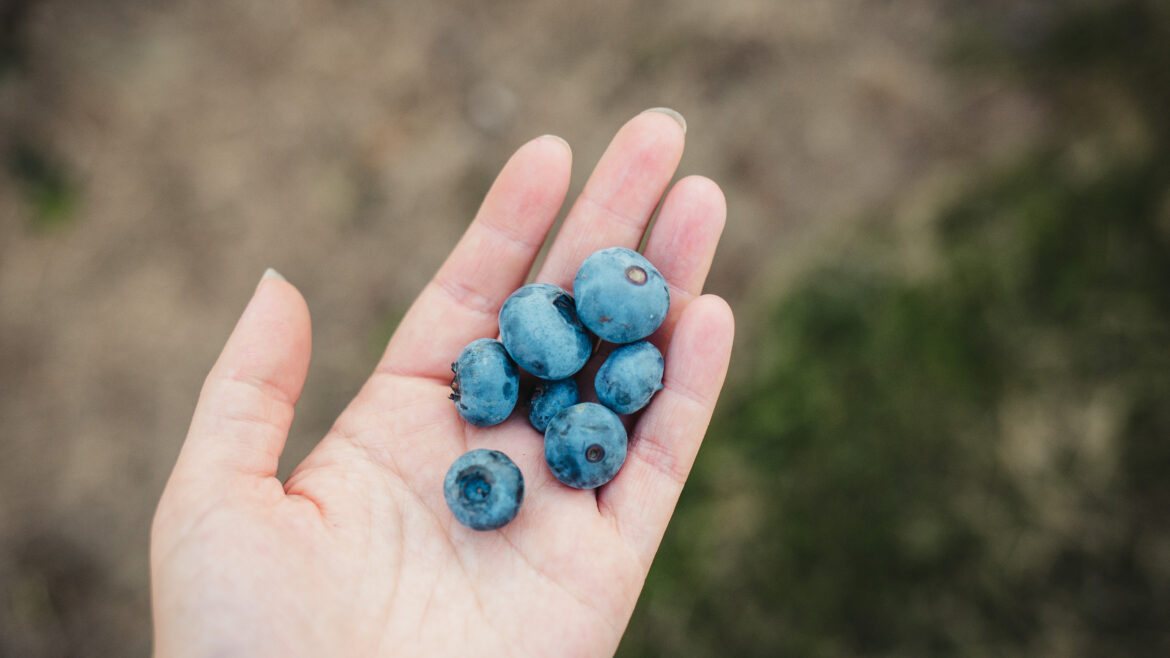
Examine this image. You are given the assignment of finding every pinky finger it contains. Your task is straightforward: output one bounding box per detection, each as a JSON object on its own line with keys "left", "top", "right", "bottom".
{"left": 597, "top": 294, "right": 734, "bottom": 569}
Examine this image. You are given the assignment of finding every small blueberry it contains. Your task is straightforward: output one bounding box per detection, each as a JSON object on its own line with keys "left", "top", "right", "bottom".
{"left": 444, "top": 449, "right": 525, "bottom": 531}
{"left": 544, "top": 402, "right": 627, "bottom": 489}
{"left": 595, "top": 340, "right": 664, "bottom": 414}
{"left": 450, "top": 338, "right": 519, "bottom": 426}
{"left": 528, "top": 377, "right": 579, "bottom": 433}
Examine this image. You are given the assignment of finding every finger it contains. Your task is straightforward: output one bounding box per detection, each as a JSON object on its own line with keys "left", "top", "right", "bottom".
{"left": 381, "top": 135, "right": 572, "bottom": 380}
{"left": 641, "top": 175, "right": 727, "bottom": 346}
{"left": 536, "top": 108, "right": 686, "bottom": 290}
{"left": 174, "top": 270, "right": 312, "bottom": 482}
{"left": 597, "top": 295, "right": 734, "bottom": 568}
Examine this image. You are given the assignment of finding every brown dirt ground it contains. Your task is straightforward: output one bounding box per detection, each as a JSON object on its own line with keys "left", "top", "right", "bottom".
{"left": 0, "top": 0, "right": 1041, "bottom": 654}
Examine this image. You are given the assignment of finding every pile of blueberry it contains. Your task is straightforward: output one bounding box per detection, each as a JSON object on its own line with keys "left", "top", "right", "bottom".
{"left": 443, "top": 247, "right": 669, "bottom": 530}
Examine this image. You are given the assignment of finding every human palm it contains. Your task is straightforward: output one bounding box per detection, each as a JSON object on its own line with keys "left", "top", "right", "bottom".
{"left": 151, "top": 110, "right": 734, "bottom": 657}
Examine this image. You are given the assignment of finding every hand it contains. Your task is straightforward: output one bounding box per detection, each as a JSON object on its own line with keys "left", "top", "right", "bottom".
{"left": 151, "top": 109, "right": 734, "bottom": 658}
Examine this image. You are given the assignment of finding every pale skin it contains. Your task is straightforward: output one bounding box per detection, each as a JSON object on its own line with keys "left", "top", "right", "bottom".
{"left": 151, "top": 109, "right": 735, "bottom": 657}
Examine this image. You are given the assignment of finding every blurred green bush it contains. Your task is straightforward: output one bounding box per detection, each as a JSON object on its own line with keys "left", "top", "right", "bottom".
{"left": 620, "top": 2, "right": 1170, "bottom": 655}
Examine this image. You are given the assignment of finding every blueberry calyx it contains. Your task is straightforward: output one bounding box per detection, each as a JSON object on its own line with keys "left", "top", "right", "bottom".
{"left": 585, "top": 444, "right": 605, "bottom": 462}
{"left": 458, "top": 468, "right": 493, "bottom": 504}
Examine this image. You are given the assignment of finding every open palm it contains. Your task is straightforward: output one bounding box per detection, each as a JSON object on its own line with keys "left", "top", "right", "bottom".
{"left": 151, "top": 110, "right": 734, "bottom": 658}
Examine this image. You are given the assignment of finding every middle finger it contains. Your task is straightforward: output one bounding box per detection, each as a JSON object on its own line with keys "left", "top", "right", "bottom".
{"left": 535, "top": 108, "right": 686, "bottom": 289}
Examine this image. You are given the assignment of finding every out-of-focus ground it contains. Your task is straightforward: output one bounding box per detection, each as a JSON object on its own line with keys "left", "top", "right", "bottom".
{"left": 4, "top": 0, "right": 1166, "bottom": 656}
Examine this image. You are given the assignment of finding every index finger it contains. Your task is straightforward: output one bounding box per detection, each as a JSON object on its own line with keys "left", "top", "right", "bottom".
{"left": 379, "top": 135, "right": 572, "bottom": 380}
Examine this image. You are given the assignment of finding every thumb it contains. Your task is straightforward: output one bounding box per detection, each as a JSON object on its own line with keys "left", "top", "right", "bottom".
{"left": 173, "top": 268, "right": 312, "bottom": 483}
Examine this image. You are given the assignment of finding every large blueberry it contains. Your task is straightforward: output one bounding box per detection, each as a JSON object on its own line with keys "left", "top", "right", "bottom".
{"left": 544, "top": 402, "right": 627, "bottom": 489}
{"left": 498, "top": 283, "right": 592, "bottom": 380}
{"left": 528, "top": 378, "right": 579, "bottom": 433}
{"left": 595, "top": 340, "right": 664, "bottom": 414}
{"left": 450, "top": 338, "right": 519, "bottom": 426}
{"left": 444, "top": 449, "right": 524, "bottom": 530}
{"left": 573, "top": 247, "right": 670, "bottom": 344}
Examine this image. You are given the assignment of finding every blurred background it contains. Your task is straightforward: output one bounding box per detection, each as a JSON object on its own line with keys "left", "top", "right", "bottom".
{"left": 1, "top": 0, "right": 1168, "bottom": 655}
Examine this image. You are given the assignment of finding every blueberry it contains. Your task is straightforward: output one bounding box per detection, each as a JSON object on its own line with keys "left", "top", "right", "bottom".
{"left": 573, "top": 247, "right": 670, "bottom": 344}
{"left": 450, "top": 338, "right": 519, "bottom": 426}
{"left": 528, "top": 378, "right": 579, "bottom": 433}
{"left": 498, "top": 283, "right": 593, "bottom": 380}
{"left": 595, "top": 340, "right": 664, "bottom": 414}
{"left": 544, "top": 402, "right": 627, "bottom": 489}
{"left": 443, "top": 449, "right": 524, "bottom": 530}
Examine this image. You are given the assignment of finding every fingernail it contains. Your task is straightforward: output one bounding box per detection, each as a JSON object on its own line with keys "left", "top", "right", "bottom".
{"left": 643, "top": 107, "right": 686, "bottom": 134}
{"left": 541, "top": 134, "right": 571, "bottom": 153}
{"left": 262, "top": 267, "right": 286, "bottom": 282}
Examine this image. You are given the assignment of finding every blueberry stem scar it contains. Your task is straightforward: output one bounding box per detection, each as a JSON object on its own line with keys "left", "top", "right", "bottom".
{"left": 625, "top": 266, "right": 647, "bottom": 285}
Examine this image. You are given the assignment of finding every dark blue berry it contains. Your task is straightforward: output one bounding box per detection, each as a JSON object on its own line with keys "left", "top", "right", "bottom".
{"left": 528, "top": 378, "right": 579, "bottom": 432}
{"left": 499, "top": 283, "right": 593, "bottom": 380}
{"left": 573, "top": 247, "right": 670, "bottom": 344}
{"left": 443, "top": 449, "right": 524, "bottom": 530}
{"left": 450, "top": 338, "right": 518, "bottom": 426}
{"left": 595, "top": 340, "right": 664, "bottom": 414}
{"left": 544, "top": 402, "right": 627, "bottom": 489}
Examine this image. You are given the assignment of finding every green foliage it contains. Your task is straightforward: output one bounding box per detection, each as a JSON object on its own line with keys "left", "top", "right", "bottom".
{"left": 620, "top": 2, "right": 1170, "bottom": 655}
{"left": 8, "top": 142, "right": 79, "bottom": 231}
